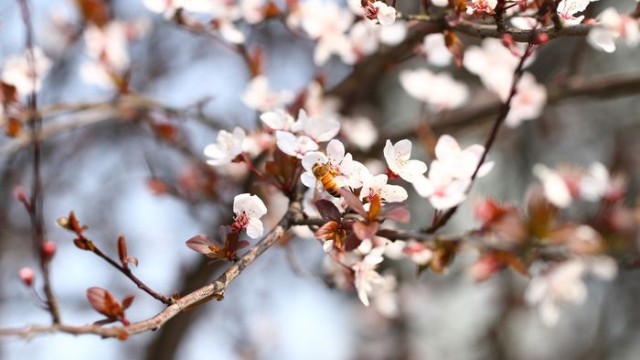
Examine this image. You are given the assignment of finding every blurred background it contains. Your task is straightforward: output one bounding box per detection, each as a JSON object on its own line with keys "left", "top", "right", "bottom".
{"left": 1, "top": 0, "right": 640, "bottom": 359}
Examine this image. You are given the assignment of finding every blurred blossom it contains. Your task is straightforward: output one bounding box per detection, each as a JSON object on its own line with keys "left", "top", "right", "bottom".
{"left": 434, "top": 134, "right": 494, "bottom": 180}
{"left": 466, "top": 0, "right": 498, "bottom": 15}
{"left": 413, "top": 134, "right": 493, "bottom": 209}
{"left": 412, "top": 163, "right": 469, "bottom": 210}
{"left": 240, "top": 0, "right": 269, "bottom": 24}
{"left": 557, "top": 0, "right": 600, "bottom": 25}
{"left": 383, "top": 139, "right": 428, "bottom": 183}
{"left": 403, "top": 240, "right": 433, "bottom": 266}
{"left": 463, "top": 38, "right": 545, "bottom": 126}
{"left": 288, "top": 0, "right": 354, "bottom": 65}
{"left": 260, "top": 109, "right": 296, "bottom": 131}
{"left": 378, "top": 21, "right": 407, "bottom": 45}
{"left": 533, "top": 162, "right": 620, "bottom": 207}
{"left": 204, "top": 127, "right": 246, "bottom": 166}
{"left": 587, "top": 7, "right": 640, "bottom": 53}
{"left": 341, "top": 117, "right": 378, "bottom": 151}
{"left": 81, "top": 20, "right": 150, "bottom": 89}
{"left": 1, "top": 47, "right": 52, "bottom": 96}
{"left": 292, "top": 109, "right": 341, "bottom": 143}
{"left": 525, "top": 256, "right": 617, "bottom": 327}
{"left": 242, "top": 75, "right": 294, "bottom": 112}
{"left": 370, "top": 274, "right": 399, "bottom": 318}
{"left": 352, "top": 247, "right": 385, "bottom": 306}
{"left": 533, "top": 164, "right": 573, "bottom": 208}
{"left": 399, "top": 69, "right": 469, "bottom": 111}
{"left": 504, "top": 72, "right": 547, "bottom": 127}
{"left": 233, "top": 193, "right": 268, "bottom": 238}
{"left": 422, "top": 33, "right": 452, "bottom": 67}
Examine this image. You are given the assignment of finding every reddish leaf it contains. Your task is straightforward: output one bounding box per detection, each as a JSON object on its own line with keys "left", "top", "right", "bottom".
{"left": 249, "top": 47, "right": 264, "bottom": 77}
{"left": 4, "top": 118, "right": 22, "bottom": 137}
{"left": 73, "top": 238, "right": 95, "bottom": 251}
{"left": 121, "top": 295, "right": 135, "bottom": 310}
{"left": 75, "top": 0, "right": 111, "bottom": 27}
{"left": 186, "top": 234, "right": 222, "bottom": 258}
{"left": 315, "top": 221, "right": 340, "bottom": 241}
{"left": 340, "top": 189, "right": 367, "bottom": 218}
{"left": 493, "top": 250, "right": 530, "bottom": 277}
{"left": 150, "top": 121, "right": 180, "bottom": 143}
{"left": 444, "top": 31, "right": 464, "bottom": 67}
{"left": 314, "top": 199, "right": 342, "bottom": 221}
{"left": 86, "top": 287, "right": 122, "bottom": 319}
{"left": 526, "top": 187, "right": 556, "bottom": 238}
{"left": 147, "top": 178, "right": 169, "bottom": 195}
{"left": 352, "top": 221, "right": 379, "bottom": 241}
{"left": 367, "top": 194, "right": 381, "bottom": 221}
{"left": 382, "top": 204, "right": 411, "bottom": 223}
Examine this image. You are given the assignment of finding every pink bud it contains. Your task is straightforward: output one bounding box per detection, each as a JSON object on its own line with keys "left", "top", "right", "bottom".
{"left": 19, "top": 267, "right": 35, "bottom": 286}
{"left": 41, "top": 240, "right": 57, "bottom": 261}
{"left": 501, "top": 33, "right": 514, "bottom": 49}
{"left": 535, "top": 33, "right": 550, "bottom": 45}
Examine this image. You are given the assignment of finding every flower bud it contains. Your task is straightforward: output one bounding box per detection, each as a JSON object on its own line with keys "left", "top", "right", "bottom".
{"left": 19, "top": 267, "right": 35, "bottom": 287}
{"left": 41, "top": 240, "right": 57, "bottom": 261}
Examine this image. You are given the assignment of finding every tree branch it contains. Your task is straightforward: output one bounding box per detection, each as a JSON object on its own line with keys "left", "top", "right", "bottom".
{"left": 0, "top": 200, "right": 302, "bottom": 339}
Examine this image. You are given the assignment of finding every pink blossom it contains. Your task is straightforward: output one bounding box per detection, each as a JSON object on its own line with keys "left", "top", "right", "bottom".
{"left": 588, "top": 7, "right": 640, "bottom": 53}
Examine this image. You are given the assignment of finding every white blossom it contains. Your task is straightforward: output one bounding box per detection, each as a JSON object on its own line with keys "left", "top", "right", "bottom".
{"left": 1, "top": 47, "right": 52, "bottom": 96}
{"left": 352, "top": 247, "right": 385, "bottom": 306}
{"left": 204, "top": 127, "right": 246, "bottom": 166}
{"left": 275, "top": 131, "right": 319, "bottom": 159}
{"left": 233, "top": 193, "right": 268, "bottom": 238}
{"left": 383, "top": 139, "right": 427, "bottom": 183}
{"left": 360, "top": 173, "right": 408, "bottom": 203}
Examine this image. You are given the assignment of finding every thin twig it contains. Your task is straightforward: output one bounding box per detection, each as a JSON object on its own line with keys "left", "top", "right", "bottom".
{"left": 423, "top": 42, "right": 537, "bottom": 234}
{"left": 17, "top": 0, "right": 61, "bottom": 324}
{"left": 88, "top": 243, "right": 174, "bottom": 305}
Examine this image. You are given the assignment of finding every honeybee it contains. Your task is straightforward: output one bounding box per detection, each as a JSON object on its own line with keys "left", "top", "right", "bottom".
{"left": 312, "top": 162, "right": 342, "bottom": 197}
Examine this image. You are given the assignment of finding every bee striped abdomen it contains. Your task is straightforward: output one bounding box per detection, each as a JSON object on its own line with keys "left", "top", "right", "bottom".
{"left": 312, "top": 163, "right": 341, "bottom": 198}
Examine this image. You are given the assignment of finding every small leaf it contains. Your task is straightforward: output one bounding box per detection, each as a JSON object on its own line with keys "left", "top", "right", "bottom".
{"left": 121, "top": 295, "right": 135, "bottom": 310}
{"left": 249, "top": 47, "right": 264, "bottom": 77}
{"left": 444, "top": 30, "right": 464, "bottom": 67}
{"left": 382, "top": 204, "right": 411, "bottom": 223}
{"left": 117, "top": 235, "right": 128, "bottom": 268}
{"left": 340, "top": 189, "right": 367, "bottom": 218}
{"left": 314, "top": 199, "right": 342, "bottom": 221}
{"left": 75, "top": 0, "right": 111, "bottom": 27}
{"left": 86, "top": 287, "right": 122, "bottom": 319}
{"left": 186, "top": 234, "right": 220, "bottom": 257}
{"left": 367, "top": 194, "right": 381, "bottom": 221}
{"left": 352, "top": 221, "right": 379, "bottom": 241}
{"left": 74, "top": 238, "right": 95, "bottom": 251}
{"left": 493, "top": 250, "right": 530, "bottom": 278}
